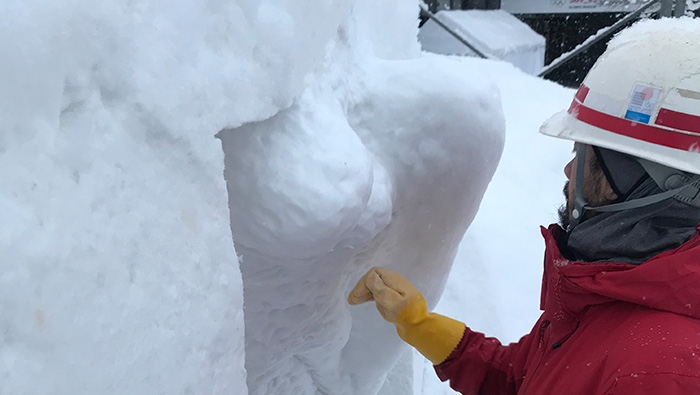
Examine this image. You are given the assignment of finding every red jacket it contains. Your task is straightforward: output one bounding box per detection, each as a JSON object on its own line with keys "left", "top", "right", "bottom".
{"left": 435, "top": 224, "right": 700, "bottom": 395}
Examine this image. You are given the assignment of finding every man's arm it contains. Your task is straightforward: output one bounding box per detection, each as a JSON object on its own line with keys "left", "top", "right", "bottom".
{"left": 348, "top": 267, "right": 534, "bottom": 395}
{"left": 435, "top": 325, "right": 536, "bottom": 395}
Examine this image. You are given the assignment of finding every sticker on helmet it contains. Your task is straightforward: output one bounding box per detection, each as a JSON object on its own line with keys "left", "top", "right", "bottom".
{"left": 624, "top": 84, "right": 661, "bottom": 124}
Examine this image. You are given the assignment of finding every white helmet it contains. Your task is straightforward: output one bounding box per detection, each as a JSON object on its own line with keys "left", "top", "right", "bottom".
{"left": 540, "top": 18, "right": 700, "bottom": 227}
{"left": 540, "top": 18, "right": 700, "bottom": 175}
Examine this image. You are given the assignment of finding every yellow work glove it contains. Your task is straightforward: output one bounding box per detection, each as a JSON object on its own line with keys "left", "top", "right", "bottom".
{"left": 348, "top": 267, "right": 466, "bottom": 365}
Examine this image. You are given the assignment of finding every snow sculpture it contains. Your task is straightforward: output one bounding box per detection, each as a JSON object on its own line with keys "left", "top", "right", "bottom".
{"left": 220, "top": 2, "right": 505, "bottom": 394}
{"left": 0, "top": 0, "right": 504, "bottom": 394}
{"left": 0, "top": 2, "right": 285, "bottom": 393}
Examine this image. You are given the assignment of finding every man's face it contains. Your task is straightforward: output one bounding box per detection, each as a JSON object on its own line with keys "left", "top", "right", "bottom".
{"left": 558, "top": 143, "right": 618, "bottom": 229}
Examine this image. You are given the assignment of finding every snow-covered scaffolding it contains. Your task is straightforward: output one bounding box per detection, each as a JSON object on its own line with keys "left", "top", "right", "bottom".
{"left": 418, "top": 10, "right": 546, "bottom": 75}
{"left": 502, "top": 0, "right": 654, "bottom": 14}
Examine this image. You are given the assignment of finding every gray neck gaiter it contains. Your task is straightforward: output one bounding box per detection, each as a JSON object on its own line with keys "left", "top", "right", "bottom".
{"left": 564, "top": 177, "right": 700, "bottom": 265}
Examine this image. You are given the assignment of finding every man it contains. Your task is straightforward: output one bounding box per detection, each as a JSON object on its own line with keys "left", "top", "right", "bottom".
{"left": 348, "top": 19, "right": 700, "bottom": 394}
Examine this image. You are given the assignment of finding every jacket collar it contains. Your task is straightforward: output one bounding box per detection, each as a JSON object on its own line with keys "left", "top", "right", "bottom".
{"left": 541, "top": 224, "right": 700, "bottom": 321}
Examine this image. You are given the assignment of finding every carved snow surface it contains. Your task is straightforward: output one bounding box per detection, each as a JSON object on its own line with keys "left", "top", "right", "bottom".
{"left": 0, "top": 0, "right": 505, "bottom": 394}
{"left": 221, "top": 54, "right": 505, "bottom": 394}
{"left": 1, "top": 2, "right": 251, "bottom": 394}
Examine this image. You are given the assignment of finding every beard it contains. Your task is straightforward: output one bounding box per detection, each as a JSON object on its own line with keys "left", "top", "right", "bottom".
{"left": 558, "top": 174, "right": 617, "bottom": 230}
{"left": 558, "top": 181, "right": 571, "bottom": 230}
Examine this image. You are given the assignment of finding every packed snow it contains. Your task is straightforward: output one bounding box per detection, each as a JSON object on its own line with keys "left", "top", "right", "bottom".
{"left": 1, "top": 1, "right": 587, "bottom": 395}
{"left": 0, "top": 1, "right": 250, "bottom": 394}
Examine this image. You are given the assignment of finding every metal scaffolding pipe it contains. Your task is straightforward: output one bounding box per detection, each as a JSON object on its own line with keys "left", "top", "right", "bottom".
{"left": 419, "top": 3, "right": 492, "bottom": 59}
{"left": 674, "top": 0, "right": 686, "bottom": 16}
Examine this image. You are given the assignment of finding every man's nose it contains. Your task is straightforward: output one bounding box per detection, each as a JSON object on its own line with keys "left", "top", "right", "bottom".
{"left": 564, "top": 158, "right": 574, "bottom": 180}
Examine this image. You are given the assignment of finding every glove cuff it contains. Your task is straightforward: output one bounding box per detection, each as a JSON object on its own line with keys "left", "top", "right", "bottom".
{"left": 395, "top": 312, "right": 466, "bottom": 365}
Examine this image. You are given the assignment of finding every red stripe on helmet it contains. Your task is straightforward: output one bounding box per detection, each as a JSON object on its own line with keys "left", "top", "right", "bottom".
{"left": 568, "top": 100, "right": 700, "bottom": 152}
{"left": 655, "top": 108, "right": 700, "bottom": 135}
{"left": 574, "top": 84, "right": 589, "bottom": 103}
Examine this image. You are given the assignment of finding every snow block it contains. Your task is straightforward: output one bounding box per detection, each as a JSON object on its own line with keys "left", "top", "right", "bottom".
{"left": 1, "top": 2, "right": 252, "bottom": 394}
{"left": 221, "top": 53, "right": 504, "bottom": 394}
{"left": 0, "top": 72, "right": 247, "bottom": 395}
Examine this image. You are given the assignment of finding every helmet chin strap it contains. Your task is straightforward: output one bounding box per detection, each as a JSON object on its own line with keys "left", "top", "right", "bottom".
{"left": 568, "top": 143, "right": 700, "bottom": 230}
{"left": 569, "top": 143, "right": 590, "bottom": 229}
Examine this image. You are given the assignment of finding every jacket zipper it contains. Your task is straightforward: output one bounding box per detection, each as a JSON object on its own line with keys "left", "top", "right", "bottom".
{"left": 521, "top": 321, "right": 581, "bottom": 394}
{"left": 521, "top": 319, "right": 550, "bottom": 395}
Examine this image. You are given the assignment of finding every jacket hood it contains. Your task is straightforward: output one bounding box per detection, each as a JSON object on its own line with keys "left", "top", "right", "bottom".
{"left": 541, "top": 224, "right": 700, "bottom": 321}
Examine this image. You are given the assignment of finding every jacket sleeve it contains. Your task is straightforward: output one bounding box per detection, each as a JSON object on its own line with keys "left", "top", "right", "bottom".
{"left": 433, "top": 322, "right": 539, "bottom": 395}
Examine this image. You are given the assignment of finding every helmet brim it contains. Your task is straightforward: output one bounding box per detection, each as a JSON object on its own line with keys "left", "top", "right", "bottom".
{"left": 540, "top": 110, "right": 700, "bottom": 175}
